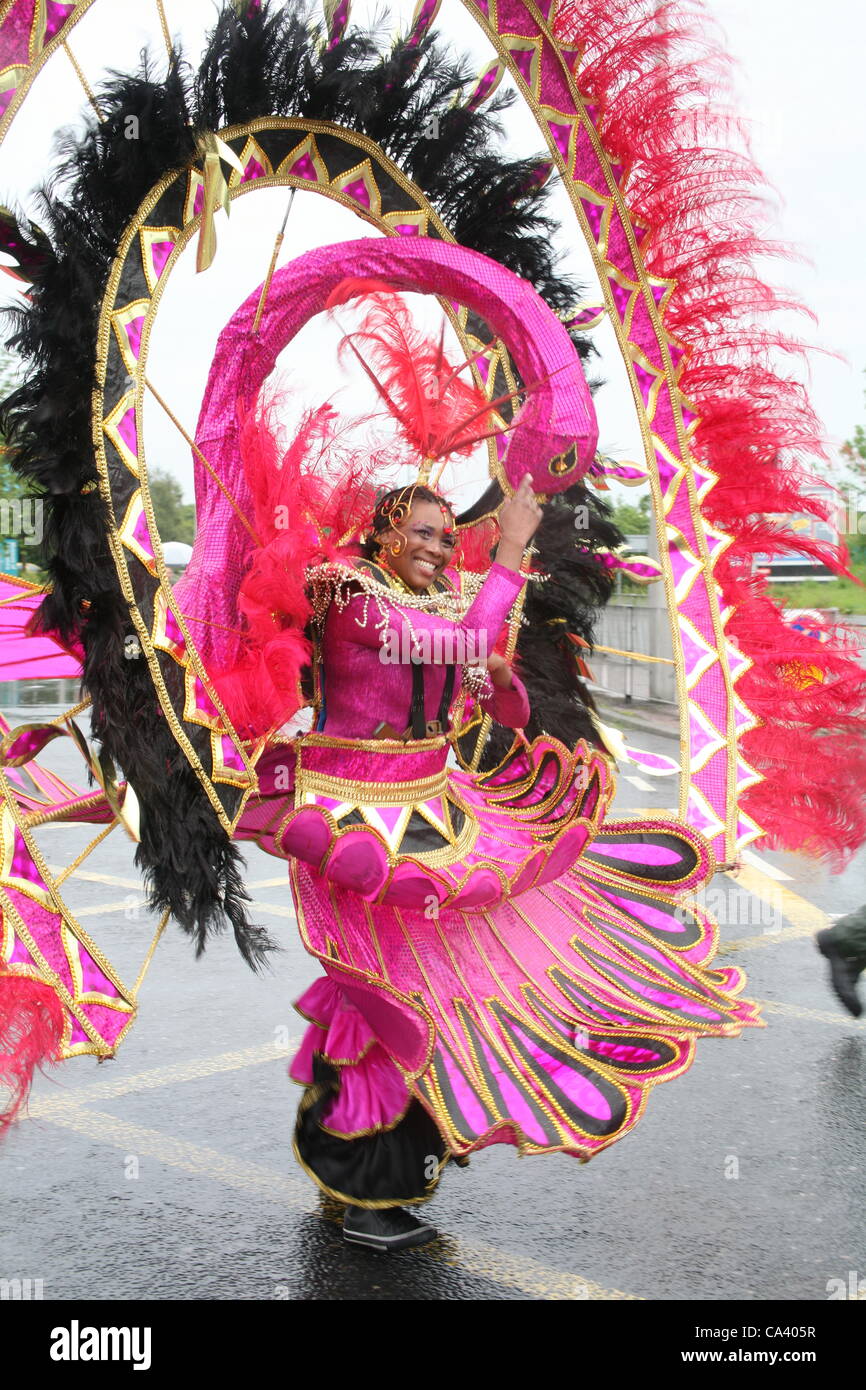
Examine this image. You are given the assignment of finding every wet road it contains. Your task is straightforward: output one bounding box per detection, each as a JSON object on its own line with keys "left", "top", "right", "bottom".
{"left": 2, "top": 719, "right": 865, "bottom": 1302}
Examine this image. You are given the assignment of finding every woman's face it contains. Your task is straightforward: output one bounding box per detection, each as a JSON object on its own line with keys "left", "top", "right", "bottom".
{"left": 379, "top": 499, "right": 457, "bottom": 592}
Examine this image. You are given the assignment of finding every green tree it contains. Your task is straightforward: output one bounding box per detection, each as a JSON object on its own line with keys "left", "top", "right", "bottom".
{"left": 839, "top": 373, "right": 866, "bottom": 565}
{"left": 0, "top": 350, "right": 23, "bottom": 501}
{"left": 610, "top": 493, "right": 651, "bottom": 536}
{"left": 148, "top": 469, "right": 196, "bottom": 545}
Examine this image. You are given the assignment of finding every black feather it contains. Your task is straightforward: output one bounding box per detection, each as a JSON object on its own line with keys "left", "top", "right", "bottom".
{"left": 474, "top": 484, "right": 624, "bottom": 769}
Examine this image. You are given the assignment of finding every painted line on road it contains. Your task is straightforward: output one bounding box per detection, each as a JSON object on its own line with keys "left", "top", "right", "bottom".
{"left": 424, "top": 1236, "right": 641, "bottom": 1300}
{"left": 48, "top": 867, "right": 144, "bottom": 890}
{"left": 717, "top": 925, "right": 822, "bottom": 956}
{"left": 249, "top": 899, "right": 297, "bottom": 919}
{"left": 757, "top": 999, "right": 866, "bottom": 1030}
{"left": 42, "top": 888, "right": 296, "bottom": 922}
{"left": 33, "top": 1105, "right": 638, "bottom": 1301}
{"left": 717, "top": 863, "right": 829, "bottom": 954}
{"left": 39, "top": 1106, "right": 313, "bottom": 1204}
{"left": 73, "top": 898, "right": 145, "bottom": 918}
{"left": 28, "top": 1041, "right": 297, "bottom": 1115}
{"left": 623, "top": 775, "right": 655, "bottom": 793}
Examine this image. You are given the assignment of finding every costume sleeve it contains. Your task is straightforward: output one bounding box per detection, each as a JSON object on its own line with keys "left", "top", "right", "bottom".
{"left": 335, "top": 562, "right": 526, "bottom": 657}
{"left": 479, "top": 671, "right": 530, "bottom": 730}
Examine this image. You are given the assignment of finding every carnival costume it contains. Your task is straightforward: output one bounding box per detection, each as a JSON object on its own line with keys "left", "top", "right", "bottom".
{"left": 1, "top": 1, "right": 865, "bottom": 1222}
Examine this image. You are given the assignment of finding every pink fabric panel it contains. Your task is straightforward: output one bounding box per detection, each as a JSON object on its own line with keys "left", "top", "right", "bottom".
{"left": 0, "top": 579, "right": 83, "bottom": 680}
{"left": 479, "top": 672, "right": 530, "bottom": 729}
{"left": 320, "top": 563, "right": 524, "bottom": 738}
{"left": 322, "top": 1044, "right": 410, "bottom": 1135}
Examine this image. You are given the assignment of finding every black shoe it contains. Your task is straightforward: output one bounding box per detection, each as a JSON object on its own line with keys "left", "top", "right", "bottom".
{"left": 342, "top": 1204, "right": 437, "bottom": 1251}
{"left": 816, "top": 929, "right": 864, "bottom": 1018}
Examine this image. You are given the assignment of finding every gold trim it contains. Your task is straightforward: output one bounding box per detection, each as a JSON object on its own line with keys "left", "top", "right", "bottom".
{"left": 0, "top": 767, "right": 137, "bottom": 1058}
{"left": 0, "top": 1, "right": 94, "bottom": 150}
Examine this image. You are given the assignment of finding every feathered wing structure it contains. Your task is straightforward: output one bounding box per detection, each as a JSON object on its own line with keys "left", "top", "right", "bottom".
{"left": 554, "top": 0, "right": 866, "bottom": 859}
{"left": 0, "top": 0, "right": 604, "bottom": 964}
{"left": 0, "top": 57, "right": 269, "bottom": 966}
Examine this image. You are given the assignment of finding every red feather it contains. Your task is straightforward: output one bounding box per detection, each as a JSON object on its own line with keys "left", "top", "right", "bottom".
{"left": 326, "top": 279, "right": 501, "bottom": 465}
{"left": 0, "top": 973, "right": 64, "bottom": 1135}
{"left": 553, "top": 0, "right": 866, "bottom": 860}
{"left": 211, "top": 392, "right": 384, "bottom": 738}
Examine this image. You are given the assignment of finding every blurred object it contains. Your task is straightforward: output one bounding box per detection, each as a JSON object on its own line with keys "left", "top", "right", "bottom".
{"left": 161, "top": 541, "right": 193, "bottom": 569}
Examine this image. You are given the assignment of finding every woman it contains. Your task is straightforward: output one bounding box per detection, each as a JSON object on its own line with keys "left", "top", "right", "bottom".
{"left": 286, "top": 474, "right": 541, "bottom": 1248}
{"left": 0, "top": 252, "right": 760, "bottom": 1256}
{"left": 242, "top": 466, "right": 759, "bottom": 1251}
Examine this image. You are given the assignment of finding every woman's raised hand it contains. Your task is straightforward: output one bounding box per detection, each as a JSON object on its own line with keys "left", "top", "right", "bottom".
{"left": 495, "top": 474, "right": 543, "bottom": 571}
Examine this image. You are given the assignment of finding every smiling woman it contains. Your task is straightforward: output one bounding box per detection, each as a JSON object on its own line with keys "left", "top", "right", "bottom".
{"left": 364, "top": 489, "right": 459, "bottom": 594}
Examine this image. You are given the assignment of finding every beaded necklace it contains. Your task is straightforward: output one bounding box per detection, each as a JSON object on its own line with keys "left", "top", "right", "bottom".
{"left": 307, "top": 559, "right": 485, "bottom": 636}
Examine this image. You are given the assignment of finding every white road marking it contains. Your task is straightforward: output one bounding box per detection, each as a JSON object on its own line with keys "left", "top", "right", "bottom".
{"left": 623, "top": 775, "right": 655, "bottom": 792}
{"left": 740, "top": 850, "right": 792, "bottom": 881}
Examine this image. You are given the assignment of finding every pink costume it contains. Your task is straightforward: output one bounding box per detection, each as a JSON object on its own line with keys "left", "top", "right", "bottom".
{"left": 318, "top": 563, "right": 529, "bottom": 738}
{"left": 0, "top": 237, "right": 761, "bottom": 1208}
{"left": 241, "top": 556, "right": 761, "bottom": 1208}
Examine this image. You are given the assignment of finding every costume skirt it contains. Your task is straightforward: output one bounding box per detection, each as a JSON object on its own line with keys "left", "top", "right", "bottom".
{"left": 273, "top": 734, "right": 761, "bottom": 1207}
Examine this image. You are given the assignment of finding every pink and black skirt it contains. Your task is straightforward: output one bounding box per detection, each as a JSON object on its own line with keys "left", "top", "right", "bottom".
{"left": 268, "top": 733, "right": 760, "bottom": 1207}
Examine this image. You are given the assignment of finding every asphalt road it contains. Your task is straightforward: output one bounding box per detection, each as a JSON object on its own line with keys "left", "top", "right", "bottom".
{"left": 2, "top": 715, "right": 865, "bottom": 1304}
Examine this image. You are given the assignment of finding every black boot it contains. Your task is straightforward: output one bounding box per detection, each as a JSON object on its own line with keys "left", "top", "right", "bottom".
{"left": 816, "top": 928, "right": 864, "bottom": 1018}
{"left": 343, "top": 1204, "right": 438, "bottom": 1251}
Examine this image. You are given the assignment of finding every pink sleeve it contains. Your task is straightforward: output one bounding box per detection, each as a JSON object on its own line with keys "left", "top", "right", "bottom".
{"left": 479, "top": 672, "right": 530, "bottom": 729}
{"left": 334, "top": 563, "right": 526, "bottom": 658}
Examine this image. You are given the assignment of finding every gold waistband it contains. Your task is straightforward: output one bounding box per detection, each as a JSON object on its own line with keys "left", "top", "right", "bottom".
{"left": 298, "top": 766, "right": 450, "bottom": 805}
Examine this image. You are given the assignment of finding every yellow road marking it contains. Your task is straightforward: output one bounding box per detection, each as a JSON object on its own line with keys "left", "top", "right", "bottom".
{"left": 740, "top": 850, "right": 792, "bottom": 881}
{"left": 48, "top": 867, "right": 143, "bottom": 890}
{"left": 718, "top": 925, "right": 820, "bottom": 955}
{"left": 73, "top": 898, "right": 144, "bottom": 917}
{"left": 717, "top": 863, "right": 830, "bottom": 953}
{"left": 47, "top": 893, "right": 295, "bottom": 922}
{"left": 423, "top": 1237, "right": 640, "bottom": 1300}
{"left": 40, "top": 1107, "right": 313, "bottom": 1204}
{"left": 27, "top": 1042, "right": 638, "bottom": 1298}
{"left": 758, "top": 999, "right": 866, "bottom": 1030}
{"left": 249, "top": 899, "right": 297, "bottom": 919}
